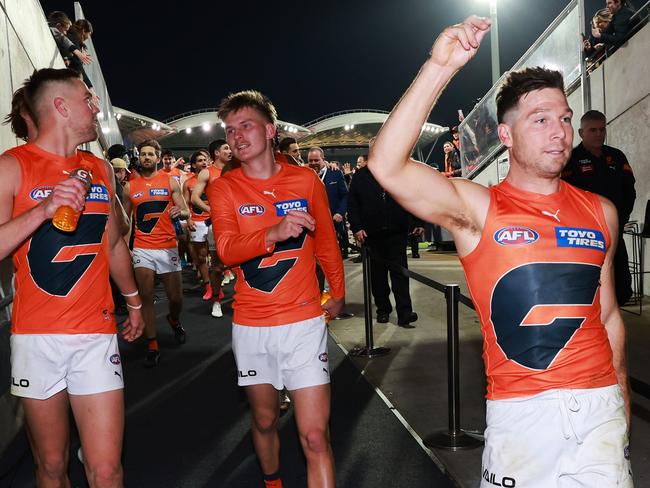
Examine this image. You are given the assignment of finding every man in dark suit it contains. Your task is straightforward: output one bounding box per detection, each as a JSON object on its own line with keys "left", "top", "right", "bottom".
{"left": 308, "top": 146, "right": 349, "bottom": 258}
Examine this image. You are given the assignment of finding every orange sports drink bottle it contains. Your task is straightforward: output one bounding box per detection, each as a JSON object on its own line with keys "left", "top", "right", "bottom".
{"left": 52, "top": 162, "right": 93, "bottom": 232}
{"left": 321, "top": 290, "right": 332, "bottom": 323}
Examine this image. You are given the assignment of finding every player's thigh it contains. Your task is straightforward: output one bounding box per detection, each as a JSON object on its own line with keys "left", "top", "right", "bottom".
{"left": 134, "top": 266, "right": 155, "bottom": 297}
{"left": 21, "top": 390, "right": 71, "bottom": 465}
{"left": 160, "top": 270, "right": 182, "bottom": 301}
{"left": 70, "top": 389, "right": 124, "bottom": 467}
{"left": 291, "top": 383, "right": 332, "bottom": 437}
{"left": 245, "top": 383, "right": 281, "bottom": 431}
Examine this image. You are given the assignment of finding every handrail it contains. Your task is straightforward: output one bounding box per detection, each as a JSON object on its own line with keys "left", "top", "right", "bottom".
{"left": 0, "top": 295, "right": 13, "bottom": 311}
{"left": 630, "top": 0, "right": 650, "bottom": 21}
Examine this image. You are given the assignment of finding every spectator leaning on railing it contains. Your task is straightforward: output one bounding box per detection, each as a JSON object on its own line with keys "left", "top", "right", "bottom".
{"left": 66, "top": 19, "right": 94, "bottom": 90}
{"left": 47, "top": 11, "right": 92, "bottom": 68}
{"left": 591, "top": 0, "right": 638, "bottom": 50}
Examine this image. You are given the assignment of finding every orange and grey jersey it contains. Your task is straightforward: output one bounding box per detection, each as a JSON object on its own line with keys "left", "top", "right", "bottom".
{"left": 461, "top": 180, "right": 617, "bottom": 400}
{"left": 7, "top": 143, "right": 115, "bottom": 334}
{"left": 208, "top": 163, "right": 344, "bottom": 326}
{"left": 129, "top": 172, "right": 176, "bottom": 249}
{"left": 184, "top": 174, "right": 210, "bottom": 222}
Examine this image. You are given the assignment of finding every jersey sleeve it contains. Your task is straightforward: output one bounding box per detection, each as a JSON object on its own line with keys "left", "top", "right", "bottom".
{"left": 310, "top": 174, "right": 345, "bottom": 300}
{"left": 209, "top": 178, "right": 274, "bottom": 266}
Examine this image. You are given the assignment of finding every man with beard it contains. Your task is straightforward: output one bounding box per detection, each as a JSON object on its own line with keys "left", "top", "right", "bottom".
{"left": 0, "top": 68, "right": 143, "bottom": 487}
{"left": 123, "top": 139, "right": 190, "bottom": 367}
{"left": 209, "top": 90, "right": 344, "bottom": 488}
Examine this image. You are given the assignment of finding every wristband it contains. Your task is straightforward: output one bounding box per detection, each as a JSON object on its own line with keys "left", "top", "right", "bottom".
{"left": 126, "top": 302, "right": 142, "bottom": 310}
{"left": 121, "top": 290, "right": 139, "bottom": 297}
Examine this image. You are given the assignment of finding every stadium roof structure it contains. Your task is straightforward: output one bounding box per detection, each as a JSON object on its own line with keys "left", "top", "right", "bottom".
{"left": 113, "top": 106, "right": 173, "bottom": 144}
{"left": 114, "top": 107, "right": 447, "bottom": 163}
{"left": 299, "top": 109, "right": 447, "bottom": 153}
{"left": 153, "top": 109, "right": 310, "bottom": 153}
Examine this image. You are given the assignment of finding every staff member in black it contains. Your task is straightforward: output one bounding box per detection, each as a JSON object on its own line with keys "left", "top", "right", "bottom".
{"left": 562, "top": 110, "right": 636, "bottom": 305}
{"left": 348, "top": 158, "right": 419, "bottom": 327}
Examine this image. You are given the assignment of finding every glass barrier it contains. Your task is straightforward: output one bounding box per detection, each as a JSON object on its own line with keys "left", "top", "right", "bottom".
{"left": 74, "top": 2, "right": 123, "bottom": 149}
{"left": 459, "top": 0, "right": 581, "bottom": 177}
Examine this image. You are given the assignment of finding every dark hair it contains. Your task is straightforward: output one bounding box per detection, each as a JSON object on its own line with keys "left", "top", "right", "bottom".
{"left": 496, "top": 67, "right": 565, "bottom": 123}
{"left": 3, "top": 87, "right": 31, "bottom": 140}
{"left": 161, "top": 149, "right": 174, "bottom": 158}
{"left": 8, "top": 68, "right": 81, "bottom": 127}
{"left": 137, "top": 139, "right": 161, "bottom": 156}
{"left": 47, "top": 11, "right": 71, "bottom": 29}
{"left": 217, "top": 90, "right": 277, "bottom": 125}
{"left": 69, "top": 19, "right": 93, "bottom": 49}
{"left": 190, "top": 150, "right": 209, "bottom": 166}
{"left": 358, "top": 154, "right": 368, "bottom": 162}
{"left": 580, "top": 110, "right": 606, "bottom": 124}
{"left": 279, "top": 137, "right": 297, "bottom": 153}
{"left": 107, "top": 144, "right": 127, "bottom": 160}
{"left": 208, "top": 139, "right": 228, "bottom": 159}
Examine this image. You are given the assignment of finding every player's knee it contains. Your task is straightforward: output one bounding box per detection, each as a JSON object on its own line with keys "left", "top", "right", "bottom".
{"left": 38, "top": 454, "right": 67, "bottom": 480}
{"left": 86, "top": 460, "right": 122, "bottom": 487}
{"left": 252, "top": 412, "right": 278, "bottom": 434}
{"left": 300, "top": 428, "right": 329, "bottom": 455}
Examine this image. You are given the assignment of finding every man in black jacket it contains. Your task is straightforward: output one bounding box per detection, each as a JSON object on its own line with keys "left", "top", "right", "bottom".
{"left": 562, "top": 110, "right": 636, "bottom": 305}
{"left": 348, "top": 164, "right": 419, "bottom": 327}
{"left": 591, "top": 0, "right": 638, "bottom": 50}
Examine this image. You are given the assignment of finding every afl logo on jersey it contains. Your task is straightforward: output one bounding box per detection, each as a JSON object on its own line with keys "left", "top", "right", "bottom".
{"left": 30, "top": 186, "right": 54, "bottom": 201}
{"left": 239, "top": 204, "right": 265, "bottom": 217}
{"left": 132, "top": 191, "right": 144, "bottom": 199}
{"left": 494, "top": 226, "right": 539, "bottom": 246}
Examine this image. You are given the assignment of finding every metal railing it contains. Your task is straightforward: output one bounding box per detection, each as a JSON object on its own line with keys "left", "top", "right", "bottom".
{"left": 352, "top": 244, "right": 482, "bottom": 451}
{"left": 349, "top": 238, "right": 650, "bottom": 452}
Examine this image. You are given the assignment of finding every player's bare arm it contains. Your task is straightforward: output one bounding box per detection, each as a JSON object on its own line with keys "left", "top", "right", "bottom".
{"left": 122, "top": 181, "right": 133, "bottom": 218}
{"left": 182, "top": 180, "right": 197, "bottom": 231}
{"left": 170, "top": 176, "right": 190, "bottom": 220}
{"left": 191, "top": 168, "right": 211, "bottom": 213}
{"left": 598, "top": 196, "right": 631, "bottom": 427}
{"left": 0, "top": 154, "right": 87, "bottom": 260}
{"left": 104, "top": 161, "right": 144, "bottom": 342}
{"left": 368, "top": 16, "right": 491, "bottom": 255}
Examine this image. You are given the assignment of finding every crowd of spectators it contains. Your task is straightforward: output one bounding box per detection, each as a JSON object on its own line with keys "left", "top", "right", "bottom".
{"left": 47, "top": 11, "right": 94, "bottom": 92}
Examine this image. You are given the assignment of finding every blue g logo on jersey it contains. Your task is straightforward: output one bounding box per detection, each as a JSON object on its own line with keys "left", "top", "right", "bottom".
{"left": 274, "top": 199, "right": 308, "bottom": 216}
{"left": 239, "top": 204, "right": 265, "bottom": 217}
{"left": 494, "top": 226, "right": 539, "bottom": 246}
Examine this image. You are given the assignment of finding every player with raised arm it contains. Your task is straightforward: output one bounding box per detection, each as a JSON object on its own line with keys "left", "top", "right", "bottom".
{"left": 369, "top": 16, "right": 632, "bottom": 487}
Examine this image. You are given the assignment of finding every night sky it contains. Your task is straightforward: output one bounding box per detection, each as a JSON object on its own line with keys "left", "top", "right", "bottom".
{"left": 40, "top": 0, "right": 602, "bottom": 130}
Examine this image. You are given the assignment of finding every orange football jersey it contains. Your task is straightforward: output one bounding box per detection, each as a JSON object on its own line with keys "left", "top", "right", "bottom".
{"left": 208, "top": 165, "right": 222, "bottom": 185}
{"left": 128, "top": 172, "right": 177, "bottom": 249}
{"left": 208, "top": 163, "right": 344, "bottom": 326}
{"left": 184, "top": 174, "right": 210, "bottom": 222}
{"left": 461, "top": 180, "right": 617, "bottom": 400}
{"left": 7, "top": 144, "right": 116, "bottom": 334}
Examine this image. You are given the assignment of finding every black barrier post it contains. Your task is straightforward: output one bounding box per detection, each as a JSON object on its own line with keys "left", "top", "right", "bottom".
{"left": 424, "top": 284, "right": 482, "bottom": 451}
{"left": 349, "top": 246, "right": 390, "bottom": 358}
